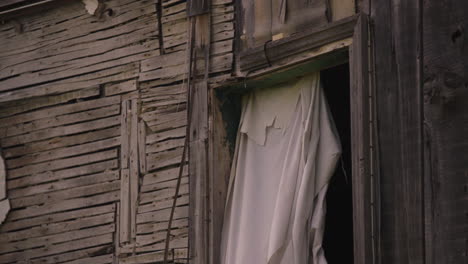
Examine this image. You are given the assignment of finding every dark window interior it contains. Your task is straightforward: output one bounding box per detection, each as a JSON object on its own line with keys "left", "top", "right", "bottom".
{"left": 321, "top": 63, "right": 354, "bottom": 263}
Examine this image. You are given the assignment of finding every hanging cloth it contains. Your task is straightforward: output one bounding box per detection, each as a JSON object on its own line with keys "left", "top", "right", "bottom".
{"left": 220, "top": 72, "right": 341, "bottom": 264}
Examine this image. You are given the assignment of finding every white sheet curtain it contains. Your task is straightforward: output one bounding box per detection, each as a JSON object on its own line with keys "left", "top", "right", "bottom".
{"left": 220, "top": 73, "right": 341, "bottom": 264}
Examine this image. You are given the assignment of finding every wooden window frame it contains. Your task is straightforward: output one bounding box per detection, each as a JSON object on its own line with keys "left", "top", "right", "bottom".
{"left": 189, "top": 13, "right": 379, "bottom": 264}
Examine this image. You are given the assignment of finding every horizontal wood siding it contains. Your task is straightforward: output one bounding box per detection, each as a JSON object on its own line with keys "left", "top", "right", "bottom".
{"left": 0, "top": 0, "right": 234, "bottom": 262}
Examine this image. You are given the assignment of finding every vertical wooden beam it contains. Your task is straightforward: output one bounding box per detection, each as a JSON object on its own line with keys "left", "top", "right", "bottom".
{"left": 129, "top": 98, "right": 139, "bottom": 241}
{"left": 208, "top": 91, "right": 231, "bottom": 264}
{"left": 350, "top": 13, "right": 373, "bottom": 264}
{"left": 138, "top": 121, "right": 147, "bottom": 175}
{"left": 120, "top": 100, "right": 131, "bottom": 244}
{"left": 189, "top": 12, "right": 211, "bottom": 264}
{"left": 119, "top": 98, "right": 141, "bottom": 246}
{"left": 371, "top": 0, "right": 425, "bottom": 262}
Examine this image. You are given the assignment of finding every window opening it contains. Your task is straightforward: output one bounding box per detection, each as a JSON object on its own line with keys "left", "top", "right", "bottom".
{"left": 321, "top": 63, "right": 354, "bottom": 263}
{"left": 217, "top": 63, "right": 354, "bottom": 263}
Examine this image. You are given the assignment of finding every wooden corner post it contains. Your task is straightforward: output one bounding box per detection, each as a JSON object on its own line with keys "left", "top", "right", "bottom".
{"left": 349, "top": 13, "right": 378, "bottom": 264}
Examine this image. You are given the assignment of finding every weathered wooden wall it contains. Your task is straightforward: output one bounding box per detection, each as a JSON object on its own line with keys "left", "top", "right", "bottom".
{"left": 367, "top": 0, "right": 468, "bottom": 263}
{"left": 0, "top": 0, "right": 234, "bottom": 263}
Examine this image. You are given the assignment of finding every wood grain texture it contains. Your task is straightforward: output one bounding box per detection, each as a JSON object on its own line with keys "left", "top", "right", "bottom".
{"left": 371, "top": 0, "right": 425, "bottom": 263}
{"left": 349, "top": 14, "right": 373, "bottom": 264}
{"left": 423, "top": 0, "right": 468, "bottom": 263}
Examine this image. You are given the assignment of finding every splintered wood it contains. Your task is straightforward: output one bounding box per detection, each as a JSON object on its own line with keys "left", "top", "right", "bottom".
{"left": 0, "top": 0, "right": 234, "bottom": 262}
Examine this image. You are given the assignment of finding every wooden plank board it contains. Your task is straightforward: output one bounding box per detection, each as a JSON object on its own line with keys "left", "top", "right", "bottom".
{"left": 0, "top": 87, "right": 100, "bottom": 119}
{"left": 0, "top": 105, "right": 120, "bottom": 138}
{"left": 29, "top": 245, "right": 114, "bottom": 264}
{"left": 6, "top": 137, "right": 120, "bottom": 169}
{"left": 7, "top": 149, "right": 118, "bottom": 179}
{"left": 0, "top": 156, "right": 5, "bottom": 200}
{"left": 146, "top": 147, "right": 184, "bottom": 172}
{"left": 0, "top": 63, "right": 138, "bottom": 103}
{"left": 129, "top": 99, "right": 139, "bottom": 241}
{"left": 146, "top": 138, "right": 185, "bottom": 154}
{"left": 0, "top": 224, "right": 115, "bottom": 254}
{"left": 1, "top": 116, "right": 120, "bottom": 147}
{"left": 422, "top": 0, "right": 468, "bottom": 263}
{"left": 0, "top": 212, "right": 115, "bottom": 243}
{"left": 66, "top": 254, "right": 114, "bottom": 264}
{"left": 136, "top": 227, "right": 188, "bottom": 247}
{"left": 141, "top": 166, "right": 189, "bottom": 186}
{"left": 0, "top": 204, "right": 115, "bottom": 232}
{"left": 136, "top": 206, "right": 188, "bottom": 225}
{"left": 146, "top": 126, "right": 186, "bottom": 145}
{"left": 10, "top": 180, "right": 120, "bottom": 208}
{"left": 7, "top": 159, "right": 118, "bottom": 189}
{"left": 139, "top": 121, "right": 147, "bottom": 174}
{"left": 8, "top": 170, "right": 119, "bottom": 199}
{"left": 371, "top": 0, "right": 425, "bottom": 262}
{"left": 140, "top": 175, "right": 189, "bottom": 194}
{"left": 138, "top": 193, "right": 189, "bottom": 214}
{"left": 0, "top": 233, "right": 114, "bottom": 263}
{"left": 119, "top": 248, "right": 187, "bottom": 264}
{"left": 7, "top": 190, "right": 119, "bottom": 220}
{"left": 0, "top": 95, "right": 120, "bottom": 128}
{"left": 104, "top": 79, "right": 138, "bottom": 96}
{"left": 349, "top": 14, "right": 373, "bottom": 264}
{"left": 3, "top": 126, "right": 120, "bottom": 158}
{"left": 139, "top": 184, "right": 189, "bottom": 205}
{"left": 137, "top": 218, "right": 188, "bottom": 235}
{"left": 119, "top": 169, "right": 131, "bottom": 244}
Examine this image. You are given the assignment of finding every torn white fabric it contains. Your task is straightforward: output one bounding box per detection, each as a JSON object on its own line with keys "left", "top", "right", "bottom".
{"left": 221, "top": 73, "right": 341, "bottom": 264}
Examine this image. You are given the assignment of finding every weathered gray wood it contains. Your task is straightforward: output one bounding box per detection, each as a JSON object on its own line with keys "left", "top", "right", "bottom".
{"left": 1, "top": 116, "right": 120, "bottom": 147}
{"left": 138, "top": 121, "right": 147, "bottom": 174}
{"left": 141, "top": 166, "right": 189, "bottom": 187}
{"left": 207, "top": 89, "right": 231, "bottom": 264}
{"left": 7, "top": 149, "right": 118, "bottom": 179}
{"left": 0, "top": 87, "right": 100, "bottom": 119}
{"left": 0, "top": 156, "right": 5, "bottom": 201}
{"left": 10, "top": 181, "right": 120, "bottom": 208}
{"left": 146, "top": 147, "right": 184, "bottom": 172}
{"left": 422, "top": 0, "right": 468, "bottom": 263}
{"left": 129, "top": 99, "right": 139, "bottom": 241}
{"left": 0, "top": 233, "right": 114, "bottom": 263}
{"left": 240, "top": 15, "right": 357, "bottom": 72}
{"left": 189, "top": 13, "right": 211, "bottom": 264}
{"left": 137, "top": 218, "right": 188, "bottom": 234}
{"left": 8, "top": 190, "right": 119, "bottom": 220}
{"left": 371, "top": 0, "right": 425, "bottom": 262}
{"left": 0, "top": 224, "right": 115, "bottom": 254}
{"left": 349, "top": 14, "right": 374, "bottom": 264}
{"left": 29, "top": 245, "right": 114, "bottom": 264}
{"left": 139, "top": 183, "right": 189, "bottom": 205}
{"left": 120, "top": 169, "right": 131, "bottom": 244}
{"left": 8, "top": 170, "right": 119, "bottom": 199}
{"left": 0, "top": 95, "right": 120, "bottom": 128}
{"left": 138, "top": 193, "right": 189, "bottom": 214}
{"left": 0, "top": 203, "right": 115, "bottom": 232}
{"left": 6, "top": 137, "right": 120, "bottom": 169}
{"left": 4, "top": 126, "right": 120, "bottom": 158}
{"left": 0, "top": 212, "right": 115, "bottom": 243}
{"left": 7, "top": 159, "right": 118, "bottom": 190}
{"left": 136, "top": 206, "right": 188, "bottom": 225}
{"left": 104, "top": 79, "right": 138, "bottom": 96}
{"left": 119, "top": 249, "right": 188, "bottom": 264}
